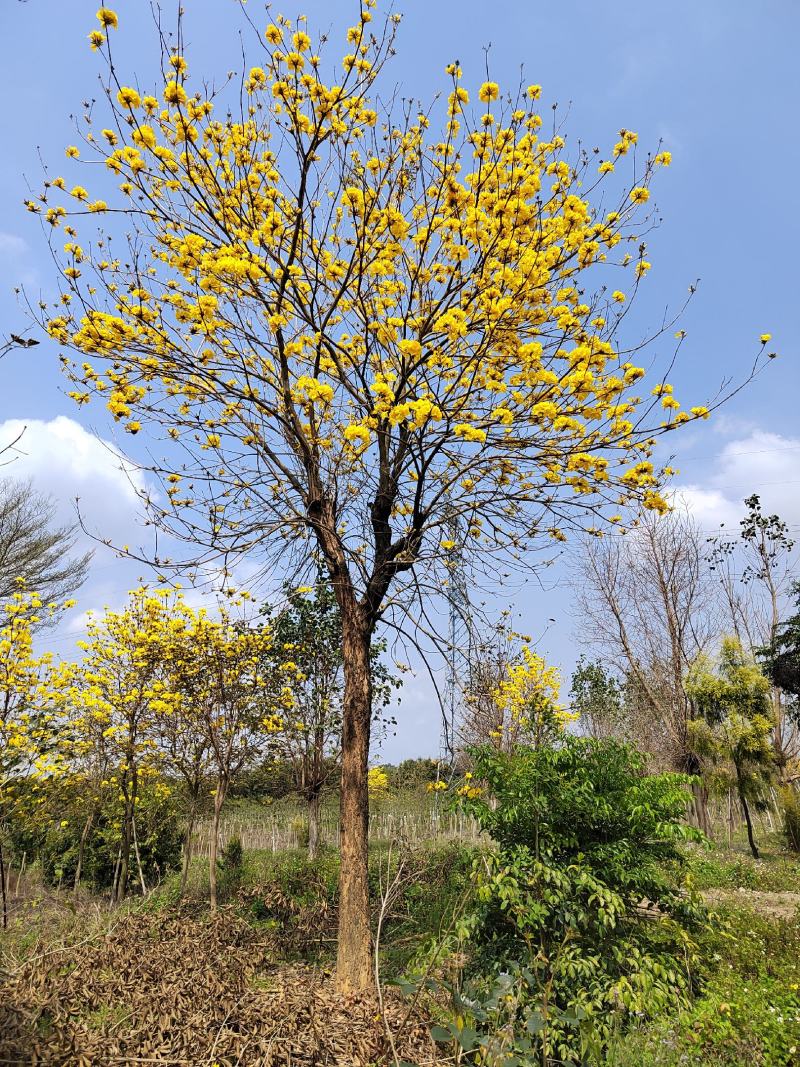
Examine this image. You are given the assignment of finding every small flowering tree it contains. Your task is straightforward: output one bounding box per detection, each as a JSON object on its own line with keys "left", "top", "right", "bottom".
{"left": 0, "top": 586, "right": 70, "bottom": 923}
{"left": 462, "top": 619, "right": 572, "bottom": 752}
{"left": 60, "top": 588, "right": 183, "bottom": 901}
{"left": 32, "top": 3, "right": 760, "bottom": 988}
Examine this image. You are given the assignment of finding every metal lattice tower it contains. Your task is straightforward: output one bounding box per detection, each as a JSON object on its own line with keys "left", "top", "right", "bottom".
{"left": 441, "top": 510, "right": 471, "bottom": 766}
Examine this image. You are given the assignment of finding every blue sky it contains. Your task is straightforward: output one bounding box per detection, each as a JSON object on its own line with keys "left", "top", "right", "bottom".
{"left": 0, "top": 1, "right": 798, "bottom": 759}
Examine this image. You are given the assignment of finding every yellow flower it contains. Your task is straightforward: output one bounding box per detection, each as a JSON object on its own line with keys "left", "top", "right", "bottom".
{"left": 654, "top": 150, "right": 672, "bottom": 166}
{"left": 598, "top": 161, "right": 614, "bottom": 174}
{"left": 343, "top": 424, "right": 371, "bottom": 449}
{"left": 526, "top": 84, "right": 542, "bottom": 100}
{"left": 760, "top": 333, "right": 772, "bottom": 343}
{"left": 65, "top": 146, "right": 80, "bottom": 159}
{"left": 117, "top": 87, "right": 141, "bottom": 109}
{"left": 88, "top": 30, "right": 106, "bottom": 50}
{"left": 164, "top": 81, "right": 188, "bottom": 106}
{"left": 629, "top": 186, "right": 650, "bottom": 204}
{"left": 478, "top": 81, "right": 500, "bottom": 103}
{"left": 292, "top": 31, "right": 311, "bottom": 52}
{"left": 265, "top": 24, "right": 283, "bottom": 45}
{"left": 612, "top": 290, "right": 626, "bottom": 303}
{"left": 453, "top": 423, "right": 487, "bottom": 443}
{"left": 96, "top": 7, "right": 118, "bottom": 30}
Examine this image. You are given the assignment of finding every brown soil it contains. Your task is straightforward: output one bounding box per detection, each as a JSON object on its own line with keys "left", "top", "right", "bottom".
{"left": 702, "top": 887, "right": 800, "bottom": 921}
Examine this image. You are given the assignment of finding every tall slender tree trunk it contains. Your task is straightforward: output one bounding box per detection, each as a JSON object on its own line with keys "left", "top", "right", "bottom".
{"left": 115, "top": 796, "right": 135, "bottom": 904}
{"left": 180, "top": 805, "right": 197, "bottom": 897}
{"left": 209, "top": 777, "right": 227, "bottom": 912}
{"left": 0, "top": 839, "right": 7, "bottom": 931}
{"left": 74, "top": 811, "right": 95, "bottom": 892}
{"left": 739, "top": 785, "right": 760, "bottom": 860}
{"left": 336, "top": 605, "right": 373, "bottom": 993}
{"left": 308, "top": 791, "right": 321, "bottom": 861}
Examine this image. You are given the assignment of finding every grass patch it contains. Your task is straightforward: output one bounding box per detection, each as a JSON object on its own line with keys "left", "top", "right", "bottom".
{"left": 608, "top": 849, "right": 800, "bottom": 1066}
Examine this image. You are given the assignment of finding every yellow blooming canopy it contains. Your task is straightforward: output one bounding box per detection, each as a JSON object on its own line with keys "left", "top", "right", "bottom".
{"left": 34, "top": 1, "right": 715, "bottom": 621}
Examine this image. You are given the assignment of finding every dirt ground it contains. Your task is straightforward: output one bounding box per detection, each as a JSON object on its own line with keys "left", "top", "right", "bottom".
{"left": 702, "top": 887, "right": 800, "bottom": 922}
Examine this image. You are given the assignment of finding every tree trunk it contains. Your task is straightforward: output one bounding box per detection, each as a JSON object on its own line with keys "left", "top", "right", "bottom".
{"left": 209, "top": 778, "right": 227, "bottom": 912}
{"left": 132, "top": 817, "right": 147, "bottom": 894}
{"left": 739, "top": 788, "right": 760, "bottom": 860}
{"left": 115, "top": 797, "right": 134, "bottom": 904}
{"left": 180, "top": 806, "right": 196, "bottom": 897}
{"left": 0, "top": 839, "right": 7, "bottom": 930}
{"left": 308, "top": 791, "right": 322, "bottom": 861}
{"left": 74, "top": 811, "right": 94, "bottom": 892}
{"left": 690, "top": 778, "right": 711, "bottom": 838}
{"left": 336, "top": 605, "right": 373, "bottom": 993}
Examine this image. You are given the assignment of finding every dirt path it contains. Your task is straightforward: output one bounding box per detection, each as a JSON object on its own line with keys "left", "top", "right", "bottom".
{"left": 702, "top": 887, "right": 800, "bottom": 921}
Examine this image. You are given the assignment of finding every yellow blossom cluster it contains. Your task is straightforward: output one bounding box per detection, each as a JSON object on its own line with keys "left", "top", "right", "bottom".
{"left": 493, "top": 645, "right": 575, "bottom": 743}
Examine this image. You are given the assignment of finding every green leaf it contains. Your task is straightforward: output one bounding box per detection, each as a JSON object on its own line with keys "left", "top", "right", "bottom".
{"left": 429, "top": 1025, "right": 452, "bottom": 1044}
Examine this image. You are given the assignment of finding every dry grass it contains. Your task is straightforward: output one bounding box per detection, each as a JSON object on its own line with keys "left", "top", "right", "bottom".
{"left": 0, "top": 910, "right": 446, "bottom": 1066}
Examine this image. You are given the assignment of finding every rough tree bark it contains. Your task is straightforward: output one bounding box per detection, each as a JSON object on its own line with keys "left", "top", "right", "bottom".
{"left": 335, "top": 603, "right": 373, "bottom": 993}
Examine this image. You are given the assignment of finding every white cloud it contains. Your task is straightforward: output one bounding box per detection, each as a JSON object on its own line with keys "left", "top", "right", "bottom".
{"left": 675, "top": 429, "right": 800, "bottom": 533}
{"left": 0, "top": 232, "right": 28, "bottom": 258}
{"left": 0, "top": 415, "right": 150, "bottom": 546}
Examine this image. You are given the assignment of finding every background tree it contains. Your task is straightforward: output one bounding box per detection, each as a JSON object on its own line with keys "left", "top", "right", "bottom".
{"left": 0, "top": 587, "right": 66, "bottom": 925}
{"left": 36, "top": 3, "right": 754, "bottom": 989}
{"left": 686, "top": 637, "right": 775, "bottom": 859}
{"left": 708, "top": 496, "right": 797, "bottom": 774}
{"left": 62, "top": 588, "right": 180, "bottom": 901}
{"left": 568, "top": 656, "right": 626, "bottom": 740}
{"left": 762, "top": 580, "right": 800, "bottom": 729}
{"left": 149, "top": 598, "right": 216, "bottom": 896}
{"left": 573, "top": 506, "right": 717, "bottom": 829}
{"left": 0, "top": 479, "right": 91, "bottom": 612}
{"left": 184, "top": 605, "right": 281, "bottom": 911}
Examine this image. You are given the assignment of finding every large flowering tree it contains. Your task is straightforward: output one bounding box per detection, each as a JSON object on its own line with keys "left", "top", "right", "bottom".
{"left": 29, "top": 2, "right": 757, "bottom": 989}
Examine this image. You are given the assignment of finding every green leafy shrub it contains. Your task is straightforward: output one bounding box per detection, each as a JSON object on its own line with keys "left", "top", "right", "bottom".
{"left": 219, "top": 834, "right": 244, "bottom": 872}
{"left": 439, "top": 738, "right": 708, "bottom": 1064}
{"left": 8, "top": 779, "right": 182, "bottom": 892}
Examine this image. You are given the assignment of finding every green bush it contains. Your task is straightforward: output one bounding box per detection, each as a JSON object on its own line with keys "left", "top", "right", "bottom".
{"left": 219, "top": 834, "right": 244, "bottom": 872}
{"left": 8, "top": 780, "right": 182, "bottom": 892}
{"left": 436, "top": 738, "right": 709, "bottom": 1065}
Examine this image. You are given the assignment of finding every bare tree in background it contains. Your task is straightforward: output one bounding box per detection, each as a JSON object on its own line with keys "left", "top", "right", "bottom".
{"left": 708, "top": 494, "right": 797, "bottom": 775}
{"left": 572, "top": 506, "right": 718, "bottom": 829}
{"left": 459, "top": 613, "right": 523, "bottom": 753}
{"left": 0, "top": 479, "right": 92, "bottom": 609}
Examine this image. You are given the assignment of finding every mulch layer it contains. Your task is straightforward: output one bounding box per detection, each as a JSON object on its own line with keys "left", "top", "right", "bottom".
{"left": 0, "top": 912, "right": 444, "bottom": 1065}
